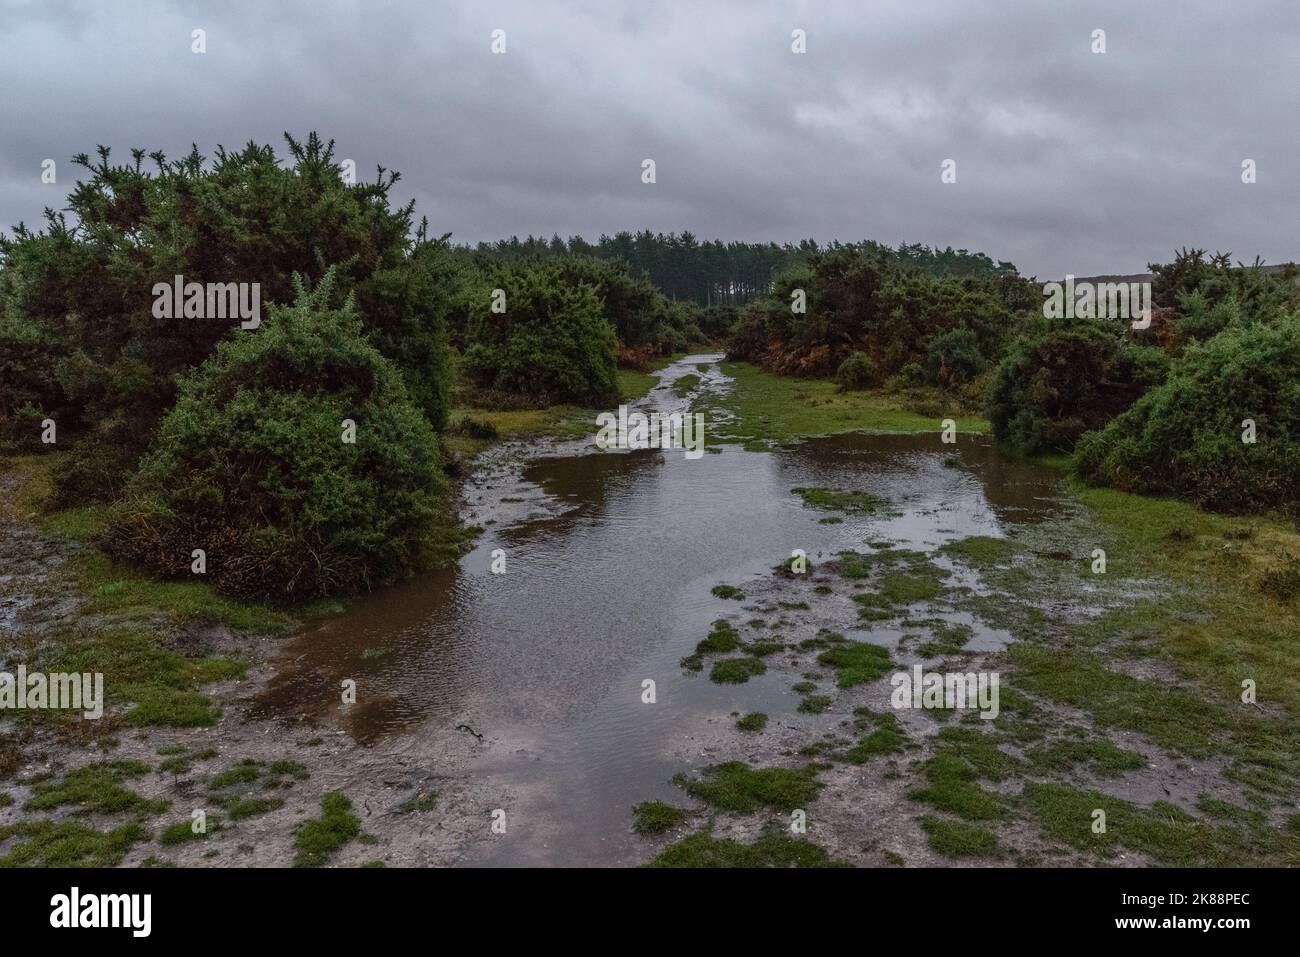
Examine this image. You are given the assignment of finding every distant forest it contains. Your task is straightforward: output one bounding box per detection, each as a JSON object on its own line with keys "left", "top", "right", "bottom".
{"left": 465, "top": 233, "right": 1021, "bottom": 306}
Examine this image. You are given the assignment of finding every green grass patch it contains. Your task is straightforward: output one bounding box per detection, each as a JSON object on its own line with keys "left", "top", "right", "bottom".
{"left": 1024, "top": 781, "right": 1299, "bottom": 866}
{"left": 32, "top": 625, "right": 243, "bottom": 728}
{"left": 790, "top": 486, "right": 887, "bottom": 514}
{"left": 632, "top": 800, "right": 689, "bottom": 835}
{"left": 673, "top": 762, "right": 823, "bottom": 814}
{"left": 41, "top": 505, "right": 108, "bottom": 542}
{"left": 24, "top": 761, "right": 169, "bottom": 816}
{"left": 647, "top": 823, "right": 848, "bottom": 868}
{"left": 709, "top": 657, "right": 767, "bottom": 684}
{"left": 293, "top": 792, "right": 361, "bottom": 868}
{"left": 672, "top": 373, "right": 702, "bottom": 397}
{"left": 708, "top": 362, "right": 987, "bottom": 448}
{"left": 816, "top": 641, "right": 892, "bottom": 688}
{"left": 844, "top": 714, "right": 907, "bottom": 762}
{"left": 1009, "top": 644, "right": 1226, "bottom": 758}
{"left": 696, "top": 620, "right": 740, "bottom": 654}
{"left": 618, "top": 367, "right": 662, "bottom": 402}
{"left": 919, "top": 815, "right": 1000, "bottom": 857}
{"left": 0, "top": 819, "right": 149, "bottom": 867}
{"left": 797, "top": 694, "right": 832, "bottom": 714}
{"left": 908, "top": 728, "right": 1015, "bottom": 821}
{"left": 1071, "top": 482, "right": 1300, "bottom": 717}
{"left": 73, "top": 551, "right": 293, "bottom": 634}
{"left": 398, "top": 792, "right": 438, "bottom": 814}
{"left": 159, "top": 816, "right": 223, "bottom": 845}
{"left": 209, "top": 760, "right": 264, "bottom": 791}
{"left": 158, "top": 747, "right": 219, "bottom": 775}
{"left": 220, "top": 797, "right": 285, "bottom": 820}
{"left": 1028, "top": 737, "right": 1147, "bottom": 777}
{"left": 939, "top": 535, "right": 1018, "bottom": 565}
{"left": 736, "top": 713, "right": 768, "bottom": 732}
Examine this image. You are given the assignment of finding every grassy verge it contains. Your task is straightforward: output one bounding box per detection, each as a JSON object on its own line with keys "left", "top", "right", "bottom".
{"left": 442, "top": 360, "right": 676, "bottom": 460}
{"left": 0, "top": 455, "right": 303, "bottom": 734}
{"left": 707, "top": 361, "right": 988, "bottom": 447}
{"left": 1069, "top": 481, "right": 1300, "bottom": 716}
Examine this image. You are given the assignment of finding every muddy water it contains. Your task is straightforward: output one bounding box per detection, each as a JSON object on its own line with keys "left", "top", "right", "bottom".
{"left": 253, "top": 355, "right": 1064, "bottom": 865}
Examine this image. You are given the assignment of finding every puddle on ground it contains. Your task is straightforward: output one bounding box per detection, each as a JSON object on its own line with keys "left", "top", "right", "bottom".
{"left": 251, "top": 354, "right": 1066, "bottom": 865}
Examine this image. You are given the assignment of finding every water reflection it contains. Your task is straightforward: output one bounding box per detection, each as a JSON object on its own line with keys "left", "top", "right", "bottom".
{"left": 250, "top": 360, "right": 1065, "bottom": 861}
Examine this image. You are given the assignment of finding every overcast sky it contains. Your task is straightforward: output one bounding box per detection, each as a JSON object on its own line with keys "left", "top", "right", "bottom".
{"left": 1, "top": 0, "right": 1296, "bottom": 278}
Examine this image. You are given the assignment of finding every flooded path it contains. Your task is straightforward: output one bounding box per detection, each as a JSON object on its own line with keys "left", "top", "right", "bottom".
{"left": 253, "top": 355, "right": 1065, "bottom": 865}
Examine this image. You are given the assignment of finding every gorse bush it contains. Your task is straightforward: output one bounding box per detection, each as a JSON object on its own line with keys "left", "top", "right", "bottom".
{"left": 462, "top": 262, "right": 619, "bottom": 405}
{"left": 440, "top": 250, "right": 706, "bottom": 359}
{"left": 836, "top": 351, "right": 875, "bottom": 391}
{"left": 727, "top": 244, "right": 1036, "bottom": 380}
{"left": 541, "top": 256, "right": 703, "bottom": 352}
{"left": 986, "top": 319, "right": 1168, "bottom": 454}
{"left": 102, "top": 275, "right": 445, "bottom": 600}
{"left": 926, "top": 326, "right": 985, "bottom": 388}
{"left": 1076, "top": 315, "right": 1300, "bottom": 513}
{"left": 0, "top": 133, "right": 452, "bottom": 502}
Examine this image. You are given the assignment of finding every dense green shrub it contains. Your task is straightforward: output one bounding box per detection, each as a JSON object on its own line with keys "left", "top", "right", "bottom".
{"left": 987, "top": 319, "right": 1168, "bottom": 454}
{"left": 696, "top": 303, "right": 740, "bottom": 341}
{"left": 894, "top": 362, "right": 928, "bottom": 389}
{"left": 102, "top": 277, "right": 445, "bottom": 599}
{"left": 1076, "top": 316, "right": 1300, "bottom": 512}
{"left": 1152, "top": 249, "right": 1299, "bottom": 347}
{"left": 462, "top": 262, "right": 618, "bottom": 404}
{"left": 544, "top": 257, "right": 670, "bottom": 349}
{"left": 836, "top": 351, "right": 875, "bottom": 391}
{"left": 727, "top": 244, "right": 1036, "bottom": 379}
{"left": 444, "top": 251, "right": 703, "bottom": 358}
{"left": 0, "top": 133, "right": 452, "bottom": 502}
{"left": 926, "top": 326, "right": 985, "bottom": 387}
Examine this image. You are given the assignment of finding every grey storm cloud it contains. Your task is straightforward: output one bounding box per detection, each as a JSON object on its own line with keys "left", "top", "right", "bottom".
{"left": 0, "top": 0, "right": 1296, "bottom": 277}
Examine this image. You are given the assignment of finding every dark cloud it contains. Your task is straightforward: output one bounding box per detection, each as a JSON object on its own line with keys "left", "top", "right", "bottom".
{"left": 1, "top": 0, "right": 1295, "bottom": 276}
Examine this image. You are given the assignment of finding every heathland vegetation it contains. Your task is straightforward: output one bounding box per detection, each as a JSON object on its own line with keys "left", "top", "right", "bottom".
{"left": 724, "top": 241, "right": 1300, "bottom": 514}
{"left": 3, "top": 132, "right": 1298, "bottom": 608}
{"left": 0, "top": 135, "right": 708, "bottom": 599}
{"left": 3, "top": 132, "right": 1299, "bottom": 871}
